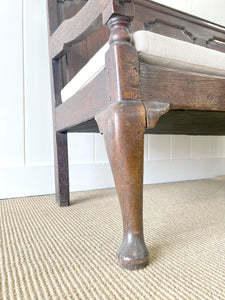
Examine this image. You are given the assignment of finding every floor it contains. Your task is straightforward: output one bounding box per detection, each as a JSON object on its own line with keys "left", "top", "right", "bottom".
{"left": 1, "top": 177, "right": 225, "bottom": 299}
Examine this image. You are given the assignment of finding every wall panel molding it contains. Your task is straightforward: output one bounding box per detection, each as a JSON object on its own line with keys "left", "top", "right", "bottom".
{"left": 0, "top": 1, "right": 24, "bottom": 167}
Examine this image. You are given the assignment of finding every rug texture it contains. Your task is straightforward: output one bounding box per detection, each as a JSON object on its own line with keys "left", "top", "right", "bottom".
{"left": 1, "top": 177, "right": 225, "bottom": 299}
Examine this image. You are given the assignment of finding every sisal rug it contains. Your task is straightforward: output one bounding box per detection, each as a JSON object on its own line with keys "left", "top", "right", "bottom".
{"left": 1, "top": 177, "right": 225, "bottom": 299}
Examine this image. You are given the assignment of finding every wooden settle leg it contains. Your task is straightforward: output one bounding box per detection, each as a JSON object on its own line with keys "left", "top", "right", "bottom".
{"left": 96, "top": 101, "right": 170, "bottom": 269}
{"left": 54, "top": 132, "right": 70, "bottom": 206}
{"left": 51, "top": 55, "right": 70, "bottom": 206}
{"left": 96, "top": 101, "right": 149, "bottom": 269}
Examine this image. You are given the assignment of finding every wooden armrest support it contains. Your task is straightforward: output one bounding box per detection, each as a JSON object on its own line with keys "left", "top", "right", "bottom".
{"left": 50, "top": 0, "right": 134, "bottom": 60}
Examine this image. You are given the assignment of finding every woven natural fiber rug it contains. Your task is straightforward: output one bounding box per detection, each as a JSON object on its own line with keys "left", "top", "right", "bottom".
{"left": 1, "top": 177, "right": 225, "bottom": 299}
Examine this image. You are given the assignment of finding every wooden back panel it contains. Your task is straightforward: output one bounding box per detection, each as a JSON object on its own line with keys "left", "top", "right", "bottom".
{"left": 48, "top": 0, "right": 225, "bottom": 91}
{"left": 48, "top": 0, "right": 109, "bottom": 88}
{"left": 133, "top": 0, "right": 225, "bottom": 51}
{"left": 48, "top": 0, "right": 225, "bottom": 134}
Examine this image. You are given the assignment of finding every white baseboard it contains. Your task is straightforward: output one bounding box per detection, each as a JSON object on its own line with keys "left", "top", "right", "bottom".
{"left": 1, "top": 158, "right": 225, "bottom": 199}
{"left": 143, "top": 158, "right": 225, "bottom": 184}
{"left": 0, "top": 165, "right": 55, "bottom": 199}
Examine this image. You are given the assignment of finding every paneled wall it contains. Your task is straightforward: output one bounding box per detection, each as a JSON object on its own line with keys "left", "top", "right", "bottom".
{"left": 1, "top": 0, "right": 225, "bottom": 199}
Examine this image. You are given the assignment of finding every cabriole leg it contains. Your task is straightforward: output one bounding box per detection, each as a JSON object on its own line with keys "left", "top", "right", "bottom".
{"left": 96, "top": 102, "right": 149, "bottom": 270}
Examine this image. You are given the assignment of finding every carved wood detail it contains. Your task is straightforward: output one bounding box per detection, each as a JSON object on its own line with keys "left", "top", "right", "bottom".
{"left": 143, "top": 101, "right": 170, "bottom": 129}
{"left": 108, "top": 15, "right": 131, "bottom": 45}
{"left": 145, "top": 19, "right": 196, "bottom": 43}
{"left": 106, "top": 14, "right": 141, "bottom": 102}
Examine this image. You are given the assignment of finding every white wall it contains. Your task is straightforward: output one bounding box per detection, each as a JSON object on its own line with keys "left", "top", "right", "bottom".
{"left": 1, "top": 0, "right": 225, "bottom": 199}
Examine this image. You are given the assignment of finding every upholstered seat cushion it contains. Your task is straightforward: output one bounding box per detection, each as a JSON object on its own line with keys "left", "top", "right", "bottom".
{"left": 61, "top": 31, "right": 225, "bottom": 102}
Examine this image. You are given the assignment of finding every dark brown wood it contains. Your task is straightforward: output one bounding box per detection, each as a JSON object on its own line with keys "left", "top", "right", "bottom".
{"left": 119, "top": 0, "right": 133, "bottom": 3}
{"left": 48, "top": 0, "right": 59, "bottom": 34}
{"left": 95, "top": 100, "right": 169, "bottom": 269}
{"left": 145, "top": 19, "right": 196, "bottom": 43}
{"left": 56, "top": 70, "right": 107, "bottom": 132}
{"left": 64, "top": 2, "right": 109, "bottom": 82}
{"left": 105, "top": 14, "right": 141, "bottom": 102}
{"left": 102, "top": 0, "right": 134, "bottom": 25}
{"left": 50, "top": 0, "right": 134, "bottom": 60}
{"left": 52, "top": 60, "right": 63, "bottom": 106}
{"left": 50, "top": 64, "right": 70, "bottom": 206}
{"left": 48, "top": 0, "right": 225, "bottom": 269}
{"left": 68, "top": 110, "right": 225, "bottom": 136}
{"left": 147, "top": 110, "right": 225, "bottom": 135}
{"left": 95, "top": 101, "right": 149, "bottom": 270}
{"left": 140, "top": 64, "right": 225, "bottom": 111}
{"left": 54, "top": 132, "right": 70, "bottom": 206}
{"left": 134, "top": 0, "right": 223, "bottom": 32}
{"left": 143, "top": 101, "right": 170, "bottom": 128}
{"left": 86, "top": 25, "right": 109, "bottom": 60}
{"left": 50, "top": 0, "right": 106, "bottom": 59}
{"left": 61, "top": 0, "right": 88, "bottom": 83}
{"left": 56, "top": 0, "right": 225, "bottom": 90}
{"left": 133, "top": 0, "right": 225, "bottom": 52}
{"left": 48, "top": 1, "right": 70, "bottom": 207}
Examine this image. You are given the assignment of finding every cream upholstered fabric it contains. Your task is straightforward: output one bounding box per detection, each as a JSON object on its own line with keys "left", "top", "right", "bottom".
{"left": 61, "top": 43, "right": 109, "bottom": 102}
{"left": 133, "top": 30, "right": 225, "bottom": 76}
{"left": 61, "top": 31, "right": 225, "bottom": 102}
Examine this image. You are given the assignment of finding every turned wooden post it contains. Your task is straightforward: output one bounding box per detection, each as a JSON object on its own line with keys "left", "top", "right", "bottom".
{"left": 105, "top": 14, "right": 141, "bottom": 102}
